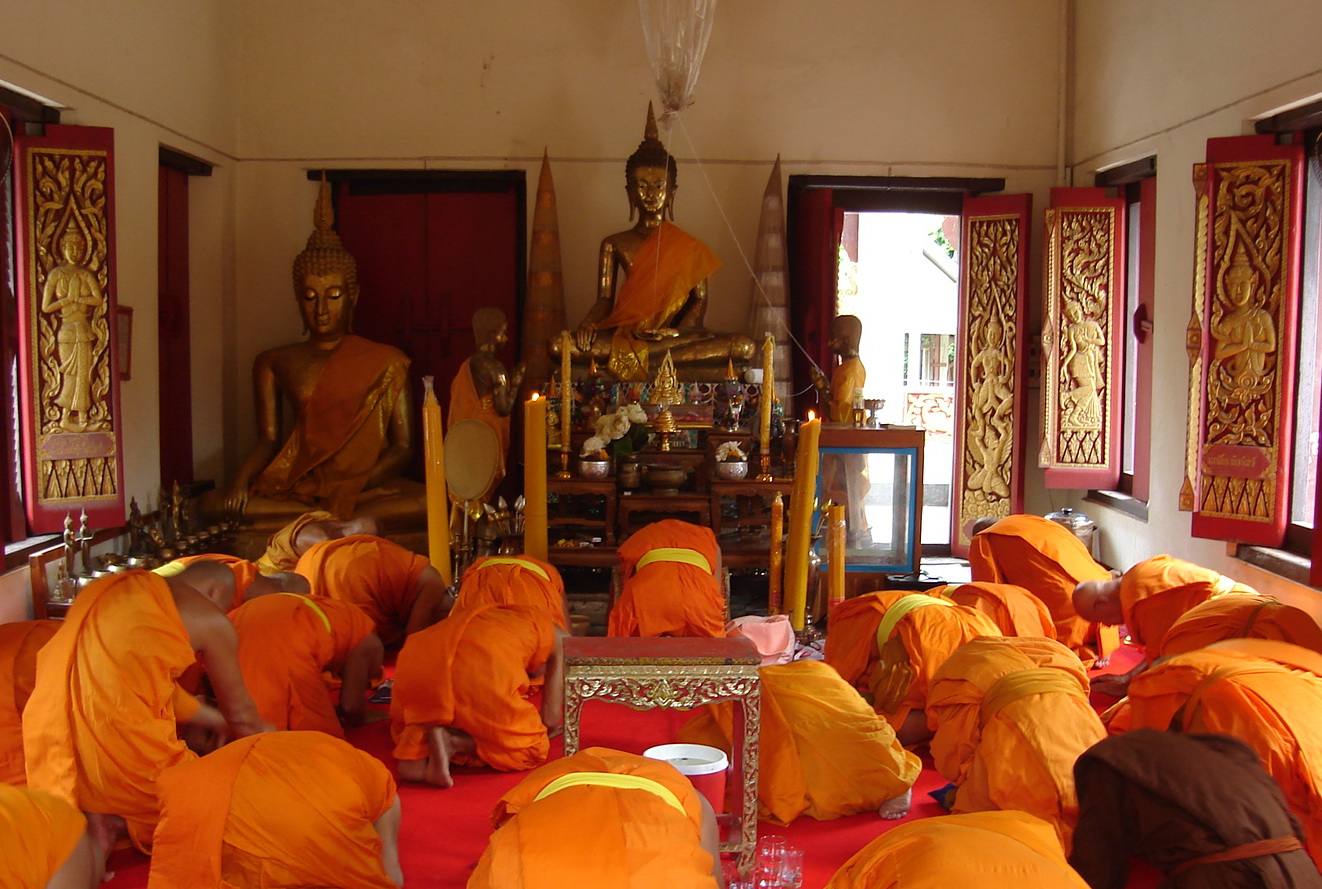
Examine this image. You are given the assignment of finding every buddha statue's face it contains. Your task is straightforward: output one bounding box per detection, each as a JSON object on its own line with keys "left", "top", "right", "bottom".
{"left": 299, "top": 271, "right": 354, "bottom": 340}
{"left": 629, "top": 165, "right": 672, "bottom": 217}
{"left": 1227, "top": 267, "right": 1254, "bottom": 306}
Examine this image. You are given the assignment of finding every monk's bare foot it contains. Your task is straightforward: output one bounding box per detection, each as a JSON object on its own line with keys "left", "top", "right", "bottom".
{"left": 424, "top": 726, "right": 456, "bottom": 788}
{"left": 879, "top": 789, "right": 912, "bottom": 820}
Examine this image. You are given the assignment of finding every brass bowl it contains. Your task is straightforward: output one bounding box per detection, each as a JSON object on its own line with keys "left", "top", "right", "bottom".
{"left": 644, "top": 464, "right": 688, "bottom": 495}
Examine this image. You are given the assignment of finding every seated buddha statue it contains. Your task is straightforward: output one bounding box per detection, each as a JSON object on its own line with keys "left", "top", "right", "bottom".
{"left": 559, "top": 104, "right": 754, "bottom": 382}
{"left": 219, "top": 177, "right": 423, "bottom": 528}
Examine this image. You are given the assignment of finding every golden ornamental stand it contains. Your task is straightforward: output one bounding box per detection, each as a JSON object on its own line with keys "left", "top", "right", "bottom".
{"left": 650, "top": 350, "right": 682, "bottom": 453}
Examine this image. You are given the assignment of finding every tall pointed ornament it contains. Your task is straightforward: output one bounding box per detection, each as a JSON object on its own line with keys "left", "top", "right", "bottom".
{"left": 747, "top": 155, "right": 792, "bottom": 413}
{"left": 520, "top": 150, "right": 567, "bottom": 400}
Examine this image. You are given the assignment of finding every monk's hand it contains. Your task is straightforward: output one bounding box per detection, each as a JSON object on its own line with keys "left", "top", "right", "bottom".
{"left": 1089, "top": 673, "right": 1129, "bottom": 697}
{"left": 545, "top": 722, "right": 564, "bottom": 739}
{"left": 573, "top": 324, "right": 597, "bottom": 352}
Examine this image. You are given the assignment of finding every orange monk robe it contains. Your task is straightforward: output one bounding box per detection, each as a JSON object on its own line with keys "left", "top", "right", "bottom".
{"left": 164, "top": 554, "right": 261, "bottom": 612}
{"left": 967, "top": 514, "right": 1111, "bottom": 654}
{"left": 926, "top": 636, "right": 1106, "bottom": 850}
{"left": 391, "top": 603, "right": 554, "bottom": 771}
{"left": 679, "top": 660, "right": 920, "bottom": 825}
{"left": 1121, "top": 639, "right": 1322, "bottom": 866}
{"left": 24, "top": 571, "right": 200, "bottom": 849}
{"left": 150, "top": 731, "right": 397, "bottom": 889}
{"left": 0, "top": 783, "right": 88, "bottom": 889}
{"left": 470, "top": 746, "right": 718, "bottom": 889}
{"left": 256, "top": 509, "right": 335, "bottom": 574}
{"left": 449, "top": 357, "right": 509, "bottom": 497}
{"left": 1161, "top": 593, "right": 1322, "bottom": 656}
{"left": 943, "top": 582, "right": 1056, "bottom": 639}
{"left": 828, "top": 356, "right": 866, "bottom": 423}
{"left": 456, "top": 554, "right": 568, "bottom": 630}
{"left": 824, "top": 590, "right": 1000, "bottom": 727}
{"left": 608, "top": 519, "right": 725, "bottom": 638}
{"left": 598, "top": 221, "right": 721, "bottom": 381}
{"left": 0, "top": 620, "right": 59, "bottom": 786}
{"left": 229, "top": 594, "right": 375, "bottom": 737}
{"left": 252, "top": 334, "right": 411, "bottom": 518}
{"left": 296, "top": 534, "right": 430, "bottom": 645}
{"left": 1117, "top": 554, "right": 1257, "bottom": 655}
{"left": 824, "top": 810, "right": 1091, "bottom": 889}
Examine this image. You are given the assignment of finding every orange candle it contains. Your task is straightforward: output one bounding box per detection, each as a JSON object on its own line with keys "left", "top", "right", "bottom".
{"left": 768, "top": 491, "right": 784, "bottom": 614}
{"left": 523, "top": 394, "right": 549, "bottom": 561}
{"left": 783, "top": 411, "right": 821, "bottom": 630}
{"left": 421, "top": 376, "right": 452, "bottom": 585}
{"left": 559, "top": 331, "right": 573, "bottom": 452}
{"left": 758, "top": 334, "right": 775, "bottom": 457}
{"left": 827, "top": 503, "right": 846, "bottom": 612}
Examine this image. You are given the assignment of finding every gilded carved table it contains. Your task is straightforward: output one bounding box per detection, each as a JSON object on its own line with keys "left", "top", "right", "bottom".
{"left": 560, "top": 636, "right": 762, "bottom": 873}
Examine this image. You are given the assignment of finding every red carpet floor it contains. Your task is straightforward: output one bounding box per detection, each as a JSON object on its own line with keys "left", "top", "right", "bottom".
{"left": 102, "top": 645, "right": 1162, "bottom": 888}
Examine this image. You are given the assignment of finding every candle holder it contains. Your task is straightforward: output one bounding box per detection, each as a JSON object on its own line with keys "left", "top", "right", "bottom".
{"left": 556, "top": 450, "right": 572, "bottom": 479}
{"left": 756, "top": 453, "right": 774, "bottom": 482}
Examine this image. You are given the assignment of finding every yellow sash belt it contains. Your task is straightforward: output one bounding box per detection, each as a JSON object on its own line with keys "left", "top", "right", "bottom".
{"left": 278, "top": 592, "right": 332, "bottom": 634}
{"left": 980, "top": 668, "right": 1087, "bottom": 725}
{"left": 1210, "top": 574, "right": 1237, "bottom": 596}
{"left": 478, "top": 557, "right": 550, "bottom": 582}
{"left": 152, "top": 561, "right": 186, "bottom": 578}
{"left": 533, "top": 771, "right": 687, "bottom": 816}
{"left": 876, "top": 594, "right": 954, "bottom": 649}
{"left": 636, "top": 547, "right": 712, "bottom": 575}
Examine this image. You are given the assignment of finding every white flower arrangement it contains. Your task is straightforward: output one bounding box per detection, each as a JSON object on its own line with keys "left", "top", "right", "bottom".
{"left": 580, "top": 404, "right": 651, "bottom": 459}
{"left": 715, "top": 441, "right": 747, "bottom": 463}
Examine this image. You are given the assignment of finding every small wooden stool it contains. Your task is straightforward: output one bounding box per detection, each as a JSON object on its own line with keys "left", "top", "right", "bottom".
{"left": 561, "top": 636, "right": 762, "bottom": 873}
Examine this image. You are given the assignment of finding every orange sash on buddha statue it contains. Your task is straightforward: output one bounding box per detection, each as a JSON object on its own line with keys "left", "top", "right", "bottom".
{"left": 253, "top": 335, "right": 410, "bottom": 518}
{"left": 598, "top": 221, "right": 721, "bottom": 381}
{"left": 448, "top": 357, "right": 509, "bottom": 496}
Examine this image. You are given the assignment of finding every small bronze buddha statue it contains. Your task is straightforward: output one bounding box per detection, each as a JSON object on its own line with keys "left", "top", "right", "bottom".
{"left": 448, "top": 307, "right": 524, "bottom": 500}
{"left": 556, "top": 104, "right": 754, "bottom": 382}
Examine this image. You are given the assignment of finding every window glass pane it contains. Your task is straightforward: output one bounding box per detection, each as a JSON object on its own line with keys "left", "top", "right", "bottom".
{"left": 1122, "top": 199, "right": 1141, "bottom": 477}
{"left": 1291, "top": 158, "right": 1322, "bottom": 528}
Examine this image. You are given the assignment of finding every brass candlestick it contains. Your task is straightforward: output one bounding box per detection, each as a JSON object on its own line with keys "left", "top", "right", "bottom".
{"left": 557, "top": 450, "right": 572, "bottom": 479}
{"left": 756, "top": 453, "right": 774, "bottom": 482}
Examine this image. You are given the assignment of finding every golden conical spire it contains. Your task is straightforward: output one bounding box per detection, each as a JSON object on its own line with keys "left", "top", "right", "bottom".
{"left": 644, "top": 101, "right": 659, "bottom": 143}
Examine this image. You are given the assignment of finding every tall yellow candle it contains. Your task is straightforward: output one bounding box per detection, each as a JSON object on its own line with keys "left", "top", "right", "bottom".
{"left": 768, "top": 491, "right": 784, "bottom": 614}
{"left": 421, "top": 376, "right": 452, "bottom": 585}
{"left": 827, "top": 503, "right": 846, "bottom": 613}
{"left": 758, "top": 333, "right": 775, "bottom": 456}
{"left": 559, "top": 331, "right": 573, "bottom": 452}
{"left": 523, "top": 394, "right": 549, "bottom": 561}
{"left": 783, "top": 412, "right": 821, "bottom": 631}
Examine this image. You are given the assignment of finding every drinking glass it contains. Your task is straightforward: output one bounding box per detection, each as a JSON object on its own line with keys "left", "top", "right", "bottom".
{"left": 756, "top": 838, "right": 787, "bottom": 889}
{"left": 779, "top": 846, "right": 805, "bottom": 889}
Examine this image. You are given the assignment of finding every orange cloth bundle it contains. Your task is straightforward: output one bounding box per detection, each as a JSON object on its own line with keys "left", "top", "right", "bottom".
{"left": 456, "top": 555, "right": 567, "bottom": 629}
{"left": 0, "top": 782, "right": 87, "bottom": 889}
{"left": 296, "top": 535, "right": 430, "bottom": 644}
{"left": 608, "top": 520, "right": 725, "bottom": 638}
{"left": 943, "top": 581, "right": 1056, "bottom": 639}
{"left": 0, "top": 619, "right": 59, "bottom": 786}
{"left": 256, "top": 509, "right": 335, "bottom": 574}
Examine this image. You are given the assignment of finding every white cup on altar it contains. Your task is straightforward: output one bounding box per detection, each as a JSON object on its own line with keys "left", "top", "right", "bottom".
{"left": 643, "top": 743, "right": 729, "bottom": 814}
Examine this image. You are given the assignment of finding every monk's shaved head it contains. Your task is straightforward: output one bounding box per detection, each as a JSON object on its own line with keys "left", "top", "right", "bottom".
{"left": 174, "top": 560, "right": 237, "bottom": 611}
{"left": 1072, "top": 578, "right": 1123, "bottom": 625}
{"left": 969, "top": 516, "right": 1000, "bottom": 537}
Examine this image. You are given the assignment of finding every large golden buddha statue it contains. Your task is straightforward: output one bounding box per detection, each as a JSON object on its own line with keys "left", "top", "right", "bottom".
{"left": 221, "top": 178, "right": 421, "bottom": 525}
{"left": 562, "top": 104, "right": 754, "bottom": 382}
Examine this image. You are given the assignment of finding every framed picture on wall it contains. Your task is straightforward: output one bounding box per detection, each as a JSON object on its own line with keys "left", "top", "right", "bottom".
{"left": 116, "top": 305, "right": 133, "bottom": 381}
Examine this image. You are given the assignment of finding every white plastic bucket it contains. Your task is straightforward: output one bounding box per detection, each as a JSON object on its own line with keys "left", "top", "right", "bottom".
{"left": 643, "top": 743, "right": 729, "bottom": 813}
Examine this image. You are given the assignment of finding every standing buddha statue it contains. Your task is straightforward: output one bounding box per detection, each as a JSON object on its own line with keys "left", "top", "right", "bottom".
{"left": 448, "top": 307, "right": 525, "bottom": 501}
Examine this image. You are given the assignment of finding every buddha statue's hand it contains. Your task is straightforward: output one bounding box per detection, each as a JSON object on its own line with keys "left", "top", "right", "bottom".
{"left": 809, "top": 366, "right": 828, "bottom": 390}
{"left": 635, "top": 328, "right": 680, "bottom": 342}
{"left": 573, "top": 324, "right": 598, "bottom": 352}
{"left": 509, "top": 362, "right": 527, "bottom": 391}
{"left": 222, "top": 483, "right": 250, "bottom": 518}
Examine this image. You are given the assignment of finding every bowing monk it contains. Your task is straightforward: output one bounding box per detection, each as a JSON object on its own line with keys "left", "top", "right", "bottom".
{"left": 255, "top": 509, "right": 382, "bottom": 574}
{"left": 926, "top": 636, "right": 1106, "bottom": 850}
{"left": 679, "top": 659, "right": 921, "bottom": 824}
{"left": 469, "top": 746, "right": 722, "bottom": 888}
{"left": 0, "top": 783, "right": 106, "bottom": 889}
{"left": 1074, "top": 554, "right": 1257, "bottom": 694}
{"left": 0, "top": 619, "right": 59, "bottom": 785}
{"left": 943, "top": 581, "right": 1056, "bottom": 638}
{"left": 1070, "top": 729, "right": 1320, "bottom": 889}
{"left": 967, "top": 514, "right": 1112, "bottom": 656}
{"left": 1115, "top": 638, "right": 1322, "bottom": 866}
{"left": 607, "top": 519, "right": 725, "bottom": 638}
{"left": 23, "top": 564, "right": 270, "bottom": 850}
{"left": 155, "top": 552, "right": 309, "bottom": 612}
{"left": 150, "top": 731, "right": 402, "bottom": 889}
{"left": 824, "top": 810, "right": 1090, "bottom": 889}
{"left": 296, "top": 534, "right": 453, "bottom": 644}
{"left": 1161, "top": 592, "right": 1322, "bottom": 657}
{"left": 391, "top": 602, "right": 564, "bottom": 787}
{"left": 229, "top": 593, "right": 381, "bottom": 736}
{"left": 824, "top": 590, "right": 999, "bottom": 743}
{"left": 454, "top": 554, "right": 568, "bottom": 629}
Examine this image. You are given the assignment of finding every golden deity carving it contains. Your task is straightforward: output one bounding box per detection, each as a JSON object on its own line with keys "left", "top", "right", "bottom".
{"left": 1060, "top": 299, "right": 1105, "bottom": 432}
{"left": 556, "top": 104, "right": 754, "bottom": 382}
{"left": 1210, "top": 244, "right": 1276, "bottom": 406}
{"left": 41, "top": 229, "right": 108, "bottom": 432}
{"left": 964, "top": 314, "right": 1014, "bottom": 501}
{"left": 219, "top": 177, "right": 419, "bottom": 524}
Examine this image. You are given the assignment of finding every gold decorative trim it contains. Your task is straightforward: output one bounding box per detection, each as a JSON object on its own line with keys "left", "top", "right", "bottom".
{"left": 1181, "top": 164, "right": 1209, "bottom": 511}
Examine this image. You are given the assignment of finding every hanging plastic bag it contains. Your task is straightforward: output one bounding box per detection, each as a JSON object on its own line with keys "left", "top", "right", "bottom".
{"left": 636, "top": 0, "right": 717, "bottom": 125}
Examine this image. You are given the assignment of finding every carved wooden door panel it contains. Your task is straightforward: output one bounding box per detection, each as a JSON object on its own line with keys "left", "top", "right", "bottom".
{"left": 12, "top": 124, "right": 126, "bottom": 533}
{"left": 1040, "top": 187, "right": 1126, "bottom": 490}
{"left": 951, "top": 193, "right": 1031, "bottom": 555}
{"left": 1191, "top": 135, "right": 1303, "bottom": 545}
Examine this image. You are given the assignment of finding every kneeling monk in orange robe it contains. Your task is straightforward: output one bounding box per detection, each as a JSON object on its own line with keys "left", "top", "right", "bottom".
{"left": 968, "top": 514, "right": 1111, "bottom": 656}
{"left": 824, "top": 810, "right": 1090, "bottom": 889}
{"left": 23, "top": 563, "right": 270, "bottom": 850}
{"left": 156, "top": 552, "right": 309, "bottom": 612}
{"left": 680, "top": 659, "right": 920, "bottom": 825}
{"left": 1115, "top": 638, "right": 1322, "bottom": 867}
{"left": 391, "top": 602, "right": 564, "bottom": 787}
{"left": 825, "top": 590, "right": 999, "bottom": 743}
{"left": 943, "top": 581, "right": 1056, "bottom": 639}
{"left": 255, "top": 509, "right": 382, "bottom": 574}
{"left": 0, "top": 783, "right": 106, "bottom": 889}
{"left": 454, "top": 554, "right": 568, "bottom": 629}
{"left": 608, "top": 519, "right": 725, "bottom": 638}
{"left": 469, "top": 746, "right": 722, "bottom": 888}
{"left": 229, "top": 594, "right": 381, "bottom": 736}
{"left": 0, "top": 619, "right": 59, "bottom": 785}
{"left": 296, "top": 534, "right": 452, "bottom": 644}
{"left": 926, "top": 636, "right": 1106, "bottom": 850}
{"left": 150, "top": 731, "right": 402, "bottom": 889}
{"left": 1160, "top": 592, "right": 1322, "bottom": 657}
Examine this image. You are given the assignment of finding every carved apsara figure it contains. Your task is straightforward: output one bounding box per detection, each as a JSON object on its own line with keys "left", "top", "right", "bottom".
{"left": 559, "top": 104, "right": 754, "bottom": 381}
{"left": 1060, "top": 300, "right": 1105, "bottom": 430}
{"left": 41, "top": 229, "right": 106, "bottom": 431}
{"left": 1212, "top": 247, "right": 1276, "bottom": 404}
{"left": 965, "top": 315, "right": 1014, "bottom": 500}
{"left": 449, "top": 308, "right": 525, "bottom": 500}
